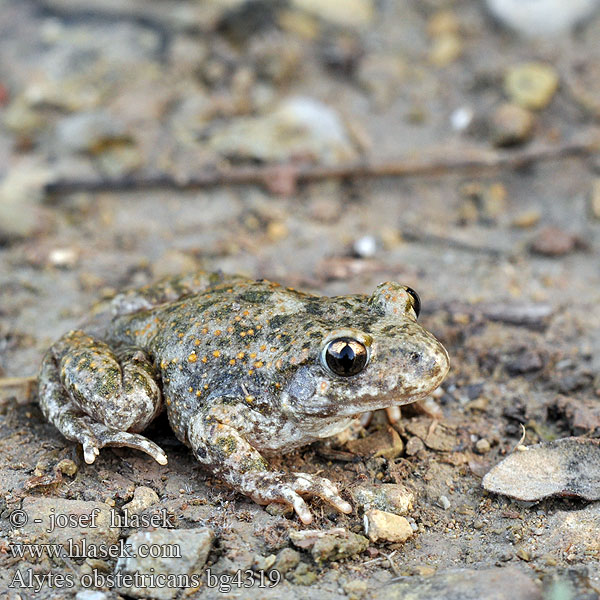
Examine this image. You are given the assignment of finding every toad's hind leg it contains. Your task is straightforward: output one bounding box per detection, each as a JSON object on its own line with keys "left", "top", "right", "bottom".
{"left": 38, "top": 330, "right": 166, "bottom": 465}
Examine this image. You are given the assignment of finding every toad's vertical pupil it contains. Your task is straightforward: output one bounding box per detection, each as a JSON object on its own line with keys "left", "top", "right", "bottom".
{"left": 325, "top": 337, "right": 368, "bottom": 376}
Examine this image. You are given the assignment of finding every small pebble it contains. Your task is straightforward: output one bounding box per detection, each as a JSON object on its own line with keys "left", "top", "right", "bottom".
{"left": 530, "top": 226, "right": 581, "bottom": 256}
{"left": 208, "top": 96, "right": 357, "bottom": 164}
{"left": 429, "top": 33, "right": 462, "bottom": 67}
{"left": 363, "top": 509, "right": 414, "bottom": 543}
{"left": 516, "top": 548, "right": 532, "bottom": 562}
{"left": 49, "top": 247, "right": 79, "bottom": 269}
{"left": 253, "top": 554, "right": 277, "bottom": 571}
{"left": 122, "top": 486, "right": 159, "bottom": 515}
{"left": 475, "top": 438, "right": 491, "bottom": 454}
{"left": 490, "top": 103, "right": 535, "bottom": 146}
{"left": 405, "top": 436, "right": 426, "bottom": 456}
{"left": 486, "top": 0, "right": 600, "bottom": 37}
{"left": 0, "top": 162, "right": 51, "bottom": 240}
{"left": 350, "top": 483, "right": 414, "bottom": 515}
{"left": 289, "top": 528, "right": 369, "bottom": 564}
{"left": 483, "top": 438, "right": 600, "bottom": 502}
{"left": 292, "top": 562, "right": 318, "bottom": 586}
{"left": 56, "top": 458, "right": 78, "bottom": 476}
{"left": 353, "top": 235, "right": 378, "bottom": 258}
{"left": 438, "top": 495, "right": 451, "bottom": 510}
{"left": 266, "top": 220, "right": 289, "bottom": 242}
{"left": 505, "top": 350, "right": 544, "bottom": 375}
{"left": 20, "top": 497, "right": 120, "bottom": 548}
{"left": 504, "top": 62, "right": 559, "bottom": 110}
{"left": 450, "top": 106, "right": 474, "bottom": 131}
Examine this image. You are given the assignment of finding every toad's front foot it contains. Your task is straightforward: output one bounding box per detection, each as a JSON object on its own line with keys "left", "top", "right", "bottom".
{"left": 188, "top": 411, "right": 352, "bottom": 524}
{"left": 79, "top": 417, "right": 168, "bottom": 465}
{"left": 241, "top": 471, "right": 352, "bottom": 524}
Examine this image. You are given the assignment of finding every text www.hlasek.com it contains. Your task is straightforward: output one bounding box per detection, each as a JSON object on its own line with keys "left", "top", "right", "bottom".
{"left": 9, "top": 538, "right": 178, "bottom": 560}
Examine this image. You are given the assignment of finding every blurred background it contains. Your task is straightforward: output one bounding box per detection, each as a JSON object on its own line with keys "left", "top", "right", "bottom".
{"left": 2, "top": 1, "right": 600, "bottom": 594}
{"left": 1, "top": 0, "right": 599, "bottom": 386}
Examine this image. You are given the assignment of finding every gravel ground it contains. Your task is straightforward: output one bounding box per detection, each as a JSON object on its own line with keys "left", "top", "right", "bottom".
{"left": 1, "top": 1, "right": 600, "bottom": 599}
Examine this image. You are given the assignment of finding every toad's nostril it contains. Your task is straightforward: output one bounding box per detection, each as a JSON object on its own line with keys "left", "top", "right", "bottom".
{"left": 409, "top": 351, "right": 420, "bottom": 364}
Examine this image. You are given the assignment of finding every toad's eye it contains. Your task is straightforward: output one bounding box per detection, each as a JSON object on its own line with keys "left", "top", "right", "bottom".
{"left": 324, "top": 337, "right": 368, "bottom": 377}
{"left": 404, "top": 286, "right": 421, "bottom": 318}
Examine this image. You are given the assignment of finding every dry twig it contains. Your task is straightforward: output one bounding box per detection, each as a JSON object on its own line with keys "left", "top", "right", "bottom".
{"left": 45, "top": 132, "right": 600, "bottom": 197}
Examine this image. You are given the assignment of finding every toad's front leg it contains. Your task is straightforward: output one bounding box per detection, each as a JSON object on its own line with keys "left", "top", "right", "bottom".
{"left": 187, "top": 409, "right": 352, "bottom": 524}
{"left": 38, "top": 330, "right": 166, "bottom": 465}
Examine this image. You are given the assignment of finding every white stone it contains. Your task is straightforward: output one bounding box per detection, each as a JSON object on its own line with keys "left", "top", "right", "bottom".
{"left": 486, "top": 0, "right": 600, "bottom": 36}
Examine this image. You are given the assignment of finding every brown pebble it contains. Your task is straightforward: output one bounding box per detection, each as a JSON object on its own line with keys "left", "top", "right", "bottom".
{"left": 505, "top": 350, "right": 544, "bottom": 375}
{"left": 516, "top": 548, "right": 532, "bottom": 562}
{"left": 364, "top": 509, "right": 413, "bottom": 543}
{"left": 475, "top": 438, "right": 491, "bottom": 454}
{"left": 121, "top": 486, "right": 159, "bottom": 515}
{"left": 530, "top": 226, "right": 583, "bottom": 256}
{"left": 405, "top": 436, "right": 426, "bottom": 456}
{"left": 491, "top": 103, "right": 535, "bottom": 147}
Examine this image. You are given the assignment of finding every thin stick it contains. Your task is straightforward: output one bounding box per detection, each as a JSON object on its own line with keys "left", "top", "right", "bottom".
{"left": 44, "top": 132, "right": 600, "bottom": 196}
{"left": 381, "top": 551, "right": 403, "bottom": 578}
{"left": 513, "top": 424, "right": 528, "bottom": 453}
